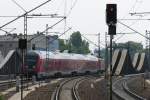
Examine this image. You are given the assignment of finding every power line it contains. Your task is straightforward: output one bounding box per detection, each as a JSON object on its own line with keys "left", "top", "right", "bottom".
{"left": 0, "top": 0, "right": 53, "bottom": 29}
{"left": 11, "top": 0, "right": 27, "bottom": 12}
{"left": 118, "top": 0, "right": 143, "bottom": 38}
{"left": 119, "top": 18, "right": 150, "bottom": 20}
{"left": 118, "top": 20, "right": 150, "bottom": 40}
{"left": 121, "top": 0, "right": 138, "bottom": 19}
{"left": 0, "top": 14, "right": 65, "bottom": 18}
{"left": 130, "top": 12, "right": 150, "bottom": 15}
{"left": 49, "top": 27, "right": 71, "bottom": 43}
{"left": 64, "top": 0, "right": 67, "bottom": 36}
{"left": 41, "top": 17, "right": 66, "bottom": 34}
{"left": 116, "top": 16, "right": 143, "bottom": 41}
{"left": 67, "top": 0, "right": 78, "bottom": 17}
{"left": 80, "top": 33, "right": 105, "bottom": 47}
{"left": 114, "top": 32, "right": 136, "bottom": 42}
{"left": 34, "top": 27, "right": 71, "bottom": 43}
{"left": 0, "top": 16, "right": 21, "bottom": 18}
{"left": 29, "top": 18, "right": 66, "bottom": 42}
{"left": 55, "top": 0, "right": 65, "bottom": 14}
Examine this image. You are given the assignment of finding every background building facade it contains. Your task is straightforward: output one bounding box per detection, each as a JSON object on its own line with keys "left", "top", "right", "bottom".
{"left": 0, "top": 33, "right": 59, "bottom": 57}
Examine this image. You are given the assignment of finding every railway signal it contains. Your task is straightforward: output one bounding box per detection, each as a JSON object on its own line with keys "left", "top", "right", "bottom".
{"left": 106, "top": 4, "right": 117, "bottom": 25}
{"left": 106, "top": 3, "right": 117, "bottom": 100}
{"left": 106, "top": 4, "right": 117, "bottom": 35}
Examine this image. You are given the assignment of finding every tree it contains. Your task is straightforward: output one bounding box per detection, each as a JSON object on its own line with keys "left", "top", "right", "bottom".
{"left": 58, "top": 31, "right": 90, "bottom": 54}
{"left": 81, "top": 40, "right": 90, "bottom": 54}
{"left": 70, "top": 31, "right": 82, "bottom": 48}
{"left": 98, "top": 41, "right": 144, "bottom": 59}
{"left": 69, "top": 31, "right": 90, "bottom": 54}
{"left": 114, "top": 41, "right": 143, "bottom": 58}
{"left": 59, "top": 39, "right": 69, "bottom": 52}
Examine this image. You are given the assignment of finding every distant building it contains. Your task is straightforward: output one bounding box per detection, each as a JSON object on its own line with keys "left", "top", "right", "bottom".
{"left": 0, "top": 33, "right": 59, "bottom": 57}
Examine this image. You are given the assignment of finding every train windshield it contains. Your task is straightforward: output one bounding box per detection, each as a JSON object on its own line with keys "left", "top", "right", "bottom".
{"left": 26, "top": 52, "right": 38, "bottom": 69}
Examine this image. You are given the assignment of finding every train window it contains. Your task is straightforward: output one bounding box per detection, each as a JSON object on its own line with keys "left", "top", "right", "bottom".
{"left": 26, "top": 53, "right": 38, "bottom": 69}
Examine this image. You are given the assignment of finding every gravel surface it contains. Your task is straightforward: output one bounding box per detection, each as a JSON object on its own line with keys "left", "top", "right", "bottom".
{"left": 2, "top": 90, "right": 16, "bottom": 100}
{"left": 23, "top": 79, "right": 61, "bottom": 100}
{"left": 0, "top": 84, "right": 14, "bottom": 92}
{"left": 127, "top": 77, "right": 150, "bottom": 100}
{"left": 78, "top": 78, "right": 109, "bottom": 100}
{"left": 0, "top": 82, "right": 15, "bottom": 100}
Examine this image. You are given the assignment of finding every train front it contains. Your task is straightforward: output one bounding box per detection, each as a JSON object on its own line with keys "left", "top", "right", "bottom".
{"left": 25, "top": 51, "right": 39, "bottom": 77}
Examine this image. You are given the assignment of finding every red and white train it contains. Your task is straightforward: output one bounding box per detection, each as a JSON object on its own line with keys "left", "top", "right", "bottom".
{"left": 25, "top": 50, "right": 104, "bottom": 78}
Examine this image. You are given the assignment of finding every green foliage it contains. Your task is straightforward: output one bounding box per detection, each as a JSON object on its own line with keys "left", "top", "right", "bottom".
{"left": 0, "top": 94, "right": 4, "bottom": 100}
{"left": 59, "top": 39, "right": 68, "bottom": 52}
{"left": 114, "top": 41, "right": 143, "bottom": 57}
{"left": 99, "top": 41, "right": 144, "bottom": 59}
{"left": 69, "top": 31, "right": 90, "bottom": 54}
{"left": 70, "top": 31, "right": 82, "bottom": 47}
{"left": 59, "top": 31, "right": 90, "bottom": 54}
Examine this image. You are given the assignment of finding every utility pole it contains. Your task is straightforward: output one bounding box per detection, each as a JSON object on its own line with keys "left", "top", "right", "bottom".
{"left": 98, "top": 33, "right": 101, "bottom": 73}
{"left": 145, "top": 30, "right": 150, "bottom": 88}
{"left": 24, "top": 13, "right": 29, "bottom": 90}
{"left": 146, "top": 30, "right": 150, "bottom": 66}
{"left": 98, "top": 33, "right": 101, "bottom": 58}
{"left": 24, "top": 14, "right": 27, "bottom": 38}
{"left": 105, "top": 33, "right": 108, "bottom": 78}
{"left": 20, "top": 13, "right": 28, "bottom": 100}
{"left": 46, "top": 24, "right": 49, "bottom": 69}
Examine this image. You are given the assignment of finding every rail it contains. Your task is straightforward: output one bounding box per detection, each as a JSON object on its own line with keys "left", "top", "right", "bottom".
{"left": 122, "top": 79, "right": 146, "bottom": 100}
{"left": 72, "top": 79, "right": 83, "bottom": 100}
{"left": 112, "top": 77, "right": 146, "bottom": 100}
{"left": 54, "top": 78, "right": 76, "bottom": 100}
{"left": 53, "top": 77, "right": 84, "bottom": 100}
{"left": 0, "top": 78, "right": 31, "bottom": 87}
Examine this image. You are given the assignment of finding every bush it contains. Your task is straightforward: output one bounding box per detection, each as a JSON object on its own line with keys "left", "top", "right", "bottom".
{"left": 0, "top": 94, "right": 4, "bottom": 100}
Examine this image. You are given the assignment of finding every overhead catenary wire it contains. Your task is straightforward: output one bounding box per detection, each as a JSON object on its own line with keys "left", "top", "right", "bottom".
{"left": 116, "top": 0, "right": 142, "bottom": 41}
{"left": 54, "top": 0, "right": 65, "bottom": 14}
{"left": 118, "top": 20, "right": 150, "bottom": 40}
{"left": 114, "top": 16, "right": 143, "bottom": 42}
{"left": 41, "top": 17, "right": 66, "bottom": 34}
{"left": 49, "top": 27, "right": 71, "bottom": 43}
{"left": 121, "top": 0, "right": 138, "bottom": 19}
{"left": 64, "top": 0, "right": 67, "bottom": 36}
{"left": 80, "top": 34, "right": 105, "bottom": 47}
{"left": 66, "top": 0, "right": 78, "bottom": 17}
{"left": 29, "top": 17, "right": 67, "bottom": 42}
{"left": 130, "top": 12, "right": 150, "bottom": 15}
{"left": 34, "top": 27, "right": 71, "bottom": 44}
{"left": 119, "top": 18, "right": 150, "bottom": 20}
{"left": 11, "top": 0, "right": 27, "bottom": 12}
{"left": 0, "top": 0, "right": 53, "bottom": 29}
{"left": 0, "top": 29, "right": 13, "bottom": 34}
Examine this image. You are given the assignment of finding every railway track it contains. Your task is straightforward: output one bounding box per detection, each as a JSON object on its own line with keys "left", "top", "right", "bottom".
{"left": 0, "top": 77, "right": 32, "bottom": 92}
{"left": 112, "top": 77, "right": 146, "bottom": 100}
{"left": 52, "top": 77, "right": 86, "bottom": 100}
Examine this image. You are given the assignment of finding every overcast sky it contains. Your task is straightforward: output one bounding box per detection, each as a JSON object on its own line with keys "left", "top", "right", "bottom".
{"left": 0, "top": 0, "right": 150, "bottom": 51}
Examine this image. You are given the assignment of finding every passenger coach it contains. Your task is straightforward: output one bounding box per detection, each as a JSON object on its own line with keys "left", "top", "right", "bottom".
{"left": 25, "top": 50, "right": 104, "bottom": 78}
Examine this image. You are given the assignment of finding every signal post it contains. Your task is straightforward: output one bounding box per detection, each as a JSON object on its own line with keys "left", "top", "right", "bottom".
{"left": 106, "top": 4, "right": 117, "bottom": 100}
{"left": 18, "top": 38, "right": 27, "bottom": 100}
